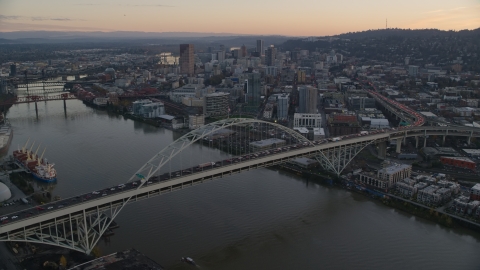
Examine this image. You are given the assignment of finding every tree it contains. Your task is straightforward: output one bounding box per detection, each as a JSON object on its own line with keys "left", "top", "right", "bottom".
{"left": 91, "top": 246, "right": 102, "bottom": 258}
{"left": 59, "top": 255, "right": 67, "bottom": 268}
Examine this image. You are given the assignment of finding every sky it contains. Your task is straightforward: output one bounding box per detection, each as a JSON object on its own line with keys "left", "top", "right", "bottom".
{"left": 0, "top": 0, "right": 479, "bottom": 36}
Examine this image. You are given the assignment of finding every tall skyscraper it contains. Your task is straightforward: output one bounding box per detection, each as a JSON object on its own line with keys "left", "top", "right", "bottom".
{"left": 265, "top": 46, "right": 277, "bottom": 66}
{"left": 240, "top": 44, "right": 247, "bottom": 58}
{"left": 298, "top": 86, "right": 317, "bottom": 114}
{"left": 245, "top": 73, "right": 261, "bottom": 106}
{"left": 256, "top": 40, "right": 264, "bottom": 55}
{"left": 10, "top": 64, "right": 16, "bottom": 77}
{"left": 179, "top": 44, "right": 194, "bottom": 75}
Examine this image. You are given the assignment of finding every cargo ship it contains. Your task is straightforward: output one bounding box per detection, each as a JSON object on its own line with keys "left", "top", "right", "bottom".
{"left": 12, "top": 140, "right": 57, "bottom": 183}
{"left": 0, "top": 120, "right": 12, "bottom": 155}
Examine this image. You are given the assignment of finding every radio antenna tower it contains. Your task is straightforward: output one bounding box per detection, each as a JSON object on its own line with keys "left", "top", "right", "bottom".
{"left": 386, "top": 18, "right": 388, "bottom": 29}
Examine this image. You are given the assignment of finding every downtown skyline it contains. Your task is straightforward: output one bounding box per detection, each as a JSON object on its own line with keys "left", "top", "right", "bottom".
{"left": 0, "top": 0, "right": 479, "bottom": 36}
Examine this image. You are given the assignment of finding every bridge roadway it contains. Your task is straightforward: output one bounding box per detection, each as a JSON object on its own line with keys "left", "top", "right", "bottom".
{"left": 2, "top": 125, "right": 480, "bottom": 236}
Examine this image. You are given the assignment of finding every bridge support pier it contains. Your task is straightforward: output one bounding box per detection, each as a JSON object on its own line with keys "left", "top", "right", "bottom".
{"left": 63, "top": 99, "right": 67, "bottom": 116}
{"left": 315, "top": 140, "right": 376, "bottom": 176}
{"left": 377, "top": 141, "right": 387, "bottom": 159}
{"left": 442, "top": 135, "right": 446, "bottom": 146}
{"left": 396, "top": 138, "right": 402, "bottom": 153}
{"left": 415, "top": 136, "right": 419, "bottom": 148}
{"left": 424, "top": 137, "right": 427, "bottom": 148}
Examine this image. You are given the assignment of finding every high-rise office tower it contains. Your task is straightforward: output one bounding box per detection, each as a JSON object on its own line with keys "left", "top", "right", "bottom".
{"left": 10, "top": 64, "right": 16, "bottom": 77}
{"left": 298, "top": 86, "right": 317, "bottom": 114}
{"left": 245, "top": 73, "right": 261, "bottom": 106}
{"left": 265, "top": 46, "right": 277, "bottom": 66}
{"left": 256, "top": 40, "right": 264, "bottom": 55}
{"left": 240, "top": 44, "right": 247, "bottom": 58}
{"left": 179, "top": 44, "right": 194, "bottom": 75}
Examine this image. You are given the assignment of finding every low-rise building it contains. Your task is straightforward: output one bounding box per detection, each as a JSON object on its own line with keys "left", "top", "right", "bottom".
{"left": 294, "top": 113, "right": 322, "bottom": 128}
{"left": 359, "top": 163, "right": 412, "bottom": 190}
{"left": 440, "top": 156, "right": 476, "bottom": 170}
{"left": 204, "top": 92, "right": 229, "bottom": 117}
{"left": 396, "top": 181, "right": 417, "bottom": 197}
{"left": 289, "top": 157, "right": 318, "bottom": 169}
{"left": 249, "top": 138, "right": 286, "bottom": 151}
{"left": 189, "top": 114, "right": 204, "bottom": 130}
{"left": 470, "top": 183, "right": 480, "bottom": 201}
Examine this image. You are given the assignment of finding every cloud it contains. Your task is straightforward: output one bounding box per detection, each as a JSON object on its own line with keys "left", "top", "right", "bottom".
{"left": 0, "top": 20, "right": 111, "bottom": 32}
{"left": 0, "top": 15, "right": 21, "bottom": 20}
{"left": 423, "top": 9, "right": 443, "bottom": 14}
{"left": 75, "top": 3, "right": 174, "bottom": 7}
{"left": 408, "top": 5, "right": 480, "bottom": 30}
{"left": 0, "top": 14, "right": 84, "bottom": 22}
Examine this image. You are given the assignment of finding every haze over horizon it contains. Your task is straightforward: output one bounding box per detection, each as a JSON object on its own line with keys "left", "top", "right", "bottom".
{"left": 0, "top": 0, "right": 479, "bottom": 36}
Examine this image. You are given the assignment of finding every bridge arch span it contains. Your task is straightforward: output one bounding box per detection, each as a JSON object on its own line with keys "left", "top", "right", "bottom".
{"left": 129, "top": 118, "right": 313, "bottom": 183}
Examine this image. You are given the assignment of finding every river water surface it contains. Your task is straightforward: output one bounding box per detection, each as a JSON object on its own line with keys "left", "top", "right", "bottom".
{"left": 6, "top": 100, "right": 480, "bottom": 270}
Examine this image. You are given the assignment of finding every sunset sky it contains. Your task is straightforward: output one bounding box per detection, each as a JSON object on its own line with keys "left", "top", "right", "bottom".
{"left": 0, "top": 0, "right": 479, "bottom": 36}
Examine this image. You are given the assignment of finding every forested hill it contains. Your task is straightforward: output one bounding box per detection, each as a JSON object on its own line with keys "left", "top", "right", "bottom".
{"left": 280, "top": 28, "right": 480, "bottom": 51}
{"left": 336, "top": 28, "right": 480, "bottom": 39}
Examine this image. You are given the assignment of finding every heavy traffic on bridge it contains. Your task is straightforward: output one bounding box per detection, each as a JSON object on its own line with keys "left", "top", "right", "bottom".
{"left": 4, "top": 124, "right": 480, "bottom": 228}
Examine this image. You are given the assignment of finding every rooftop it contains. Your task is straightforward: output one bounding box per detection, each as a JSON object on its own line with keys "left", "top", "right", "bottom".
{"left": 378, "top": 163, "right": 411, "bottom": 175}
{"left": 250, "top": 138, "right": 286, "bottom": 148}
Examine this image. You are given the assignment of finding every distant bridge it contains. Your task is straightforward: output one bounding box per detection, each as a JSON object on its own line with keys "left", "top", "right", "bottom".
{"left": 0, "top": 93, "right": 76, "bottom": 106}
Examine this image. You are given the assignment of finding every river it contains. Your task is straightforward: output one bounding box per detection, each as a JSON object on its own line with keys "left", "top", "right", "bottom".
{"left": 6, "top": 100, "right": 480, "bottom": 270}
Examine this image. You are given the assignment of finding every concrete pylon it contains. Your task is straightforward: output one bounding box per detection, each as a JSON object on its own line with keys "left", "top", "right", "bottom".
{"left": 396, "top": 138, "right": 402, "bottom": 153}
{"left": 424, "top": 137, "right": 427, "bottom": 148}
{"left": 415, "top": 136, "right": 419, "bottom": 148}
{"left": 442, "top": 135, "right": 446, "bottom": 146}
{"left": 377, "top": 141, "right": 387, "bottom": 159}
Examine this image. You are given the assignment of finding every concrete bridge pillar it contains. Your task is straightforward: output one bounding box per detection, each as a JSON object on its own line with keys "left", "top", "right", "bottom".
{"left": 415, "top": 136, "right": 419, "bottom": 148}
{"left": 424, "top": 137, "right": 427, "bottom": 148}
{"left": 377, "top": 141, "right": 387, "bottom": 159}
{"left": 396, "top": 138, "right": 402, "bottom": 153}
{"left": 442, "top": 135, "right": 446, "bottom": 146}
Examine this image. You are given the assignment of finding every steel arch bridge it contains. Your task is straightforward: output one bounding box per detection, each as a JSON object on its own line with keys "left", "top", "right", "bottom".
{"left": 1, "top": 119, "right": 480, "bottom": 254}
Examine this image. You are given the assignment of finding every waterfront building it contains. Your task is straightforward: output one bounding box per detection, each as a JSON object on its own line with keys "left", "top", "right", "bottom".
{"left": 289, "top": 157, "right": 318, "bottom": 169}
{"left": 180, "top": 44, "right": 194, "bottom": 75}
{"left": 189, "top": 114, "right": 205, "bottom": 130}
{"left": 417, "top": 185, "right": 451, "bottom": 206}
{"left": 132, "top": 99, "right": 165, "bottom": 118}
{"left": 139, "top": 102, "right": 165, "bottom": 118}
{"left": 359, "top": 163, "right": 412, "bottom": 189}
